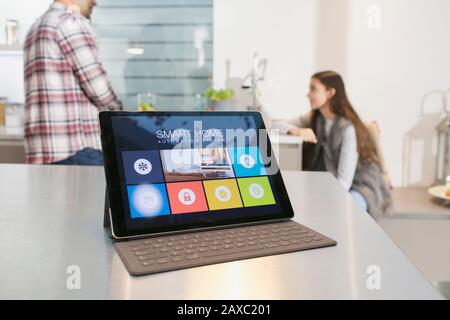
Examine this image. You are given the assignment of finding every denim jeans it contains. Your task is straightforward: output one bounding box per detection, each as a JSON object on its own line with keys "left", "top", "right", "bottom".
{"left": 349, "top": 189, "right": 368, "bottom": 212}
{"left": 52, "top": 148, "right": 104, "bottom": 166}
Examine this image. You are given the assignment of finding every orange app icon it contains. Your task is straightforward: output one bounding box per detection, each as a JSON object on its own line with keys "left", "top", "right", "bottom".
{"left": 166, "top": 181, "right": 209, "bottom": 214}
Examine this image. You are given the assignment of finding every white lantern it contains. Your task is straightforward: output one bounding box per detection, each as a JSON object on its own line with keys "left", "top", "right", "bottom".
{"left": 435, "top": 113, "right": 450, "bottom": 184}
{"left": 434, "top": 89, "right": 450, "bottom": 185}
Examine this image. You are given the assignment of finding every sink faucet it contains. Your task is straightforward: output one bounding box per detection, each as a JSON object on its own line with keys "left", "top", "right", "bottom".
{"left": 241, "top": 53, "right": 265, "bottom": 111}
{"left": 250, "top": 53, "right": 260, "bottom": 111}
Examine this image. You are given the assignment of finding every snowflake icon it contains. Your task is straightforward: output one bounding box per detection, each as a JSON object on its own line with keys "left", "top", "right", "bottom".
{"left": 134, "top": 159, "right": 152, "bottom": 175}
{"left": 138, "top": 162, "right": 147, "bottom": 171}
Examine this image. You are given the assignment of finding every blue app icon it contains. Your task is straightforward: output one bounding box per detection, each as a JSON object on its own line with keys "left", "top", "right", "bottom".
{"left": 122, "top": 150, "right": 164, "bottom": 184}
{"left": 127, "top": 184, "right": 171, "bottom": 218}
{"left": 228, "top": 146, "right": 266, "bottom": 177}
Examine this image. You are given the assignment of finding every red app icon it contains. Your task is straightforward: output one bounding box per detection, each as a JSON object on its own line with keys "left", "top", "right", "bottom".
{"left": 166, "top": 181, "right": 209, "bottom": 214}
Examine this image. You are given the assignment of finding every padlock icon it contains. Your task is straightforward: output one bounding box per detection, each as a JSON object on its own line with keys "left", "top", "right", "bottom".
{"left": 179, "top": 188, "right": 196, "bottom": 205}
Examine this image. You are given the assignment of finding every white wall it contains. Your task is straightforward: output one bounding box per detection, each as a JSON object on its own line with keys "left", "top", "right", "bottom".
{"left": 0, "top": 0, "right": 52, "bottom": 44}
{"left": 213, "top": 0, "right": 316, "bottom": 120}
{"left": 344, "top": 0, "right": 450, "bottom": 187}
{"left": 0, "top": 0, "right": 51, "bottom": 102}
{"left": 214, "top": 0, "right": 450, "bottom": 187}
{"left": 0, "top": 50, "right": 24, "bottom": 103}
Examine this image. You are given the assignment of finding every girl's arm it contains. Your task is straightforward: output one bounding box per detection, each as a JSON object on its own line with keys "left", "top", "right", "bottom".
{"left": 337, "top": 125, "right": 359, "bottom": 191}
{"left": 272, "top": 112, "right": 312, "bottom": 135}
{"left": 272, "top": 117, "right": 303, "bottom": 135}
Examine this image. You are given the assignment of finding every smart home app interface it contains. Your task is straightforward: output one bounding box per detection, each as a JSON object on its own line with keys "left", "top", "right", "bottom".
{"left": 111, "top": 115, "right": 282, "bottom": 230}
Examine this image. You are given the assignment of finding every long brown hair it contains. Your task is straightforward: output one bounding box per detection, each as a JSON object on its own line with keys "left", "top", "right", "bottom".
{"left": 311, "top": 71, "right": 378, "bottom": 164}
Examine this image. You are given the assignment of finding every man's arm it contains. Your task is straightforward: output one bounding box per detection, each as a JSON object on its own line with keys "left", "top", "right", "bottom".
{"left": 56, "top": 13, "right": 122, "bottom": 111}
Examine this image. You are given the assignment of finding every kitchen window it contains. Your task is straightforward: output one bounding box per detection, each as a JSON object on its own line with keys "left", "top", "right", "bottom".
{"left": 91, "top": 0, "right": 213, "bottom": 111}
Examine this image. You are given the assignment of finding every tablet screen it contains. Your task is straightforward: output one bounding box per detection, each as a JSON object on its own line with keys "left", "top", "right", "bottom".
{"left": 102, "top": 112, "right": 294, "bottom": 237}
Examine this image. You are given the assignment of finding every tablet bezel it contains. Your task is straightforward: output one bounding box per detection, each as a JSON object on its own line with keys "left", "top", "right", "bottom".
{"left": 99, "top": 111, "right": 295, "bottom": 239}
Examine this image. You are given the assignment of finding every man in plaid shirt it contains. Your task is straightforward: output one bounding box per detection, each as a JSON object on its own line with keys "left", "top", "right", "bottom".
{"left": 24, "top": 0, "right": 122, "bottom": 165}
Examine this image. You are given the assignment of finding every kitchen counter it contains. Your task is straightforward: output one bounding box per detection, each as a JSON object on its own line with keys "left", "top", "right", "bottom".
{"left": 0, "top": 164, "right": 443, "bottom": 299}
{"left": 0, "top": 126, "right": 25, "bottom": 163}
{"left": 270, "top": 133, "right": 303, "bottom": 170}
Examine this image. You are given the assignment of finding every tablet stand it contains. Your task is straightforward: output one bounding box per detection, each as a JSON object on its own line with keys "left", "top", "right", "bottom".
{"left": 103, "top": 188, "right": 114, "bottom": 239}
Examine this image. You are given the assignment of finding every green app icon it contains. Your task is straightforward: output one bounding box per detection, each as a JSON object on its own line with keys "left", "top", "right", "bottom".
{"left": 237, "top": 176, "right": 276, "bottom": 207}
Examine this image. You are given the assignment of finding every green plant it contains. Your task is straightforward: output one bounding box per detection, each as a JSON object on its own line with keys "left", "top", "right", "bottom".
{"left": 203, "top": 88, "right": 234, "bottom": 101}
{"left": 138, "top": 101, "right": 155, "bottom": 111}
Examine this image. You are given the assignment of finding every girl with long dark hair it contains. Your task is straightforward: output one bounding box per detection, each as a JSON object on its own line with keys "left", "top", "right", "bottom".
{"left": 274, "top": 71, "right": 392, "bottom": 219}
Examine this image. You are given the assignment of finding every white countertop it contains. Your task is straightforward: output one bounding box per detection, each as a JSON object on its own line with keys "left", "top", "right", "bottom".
{"left": 0, "top": 45, "right": 22, "bottom": 52}
{"left": 0, "top": 164, "right": 442, "bottom": 299}
{"left": 271, "top": 133, "right": 303, "bottom": 145}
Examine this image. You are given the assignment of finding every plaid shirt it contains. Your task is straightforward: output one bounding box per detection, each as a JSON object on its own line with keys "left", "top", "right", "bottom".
{"left": 24, "top": 2, "right": 122, "bottom": 164}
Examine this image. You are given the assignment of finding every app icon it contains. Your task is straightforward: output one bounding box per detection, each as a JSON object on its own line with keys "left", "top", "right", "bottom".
{"left": 248, "top": 183, "right": 264, "bottom": 199}
{"left": 178, "top": 188, "right": 196, "bottom": 206}
{"left": 134, "top": 158, "right": 152, "bottom": 175}
{"left": 237, "top": 177, "right": 276, "bottom": 207}
{"left": 140, "top": 190, "right": 158, "bottom": 210}
{"left": 127, "top": 184, "right": 171, "bottom": 218}
{"left": 203, "top": 179, "right": 243, "bottom": 211}
{"left": 214, "top": 186, "right": 232, "bottom": 202}
{"left": 166, "top": 181, "right": 208, "bottom": 214}
{"left": 228, "top": 146, "right": 266, "bottom": 177}
{"left": 122, "top": 151, "right": 164, "bottom": 184}
{"left": 239, "top": 154, "right": 255, "bottom": 169}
